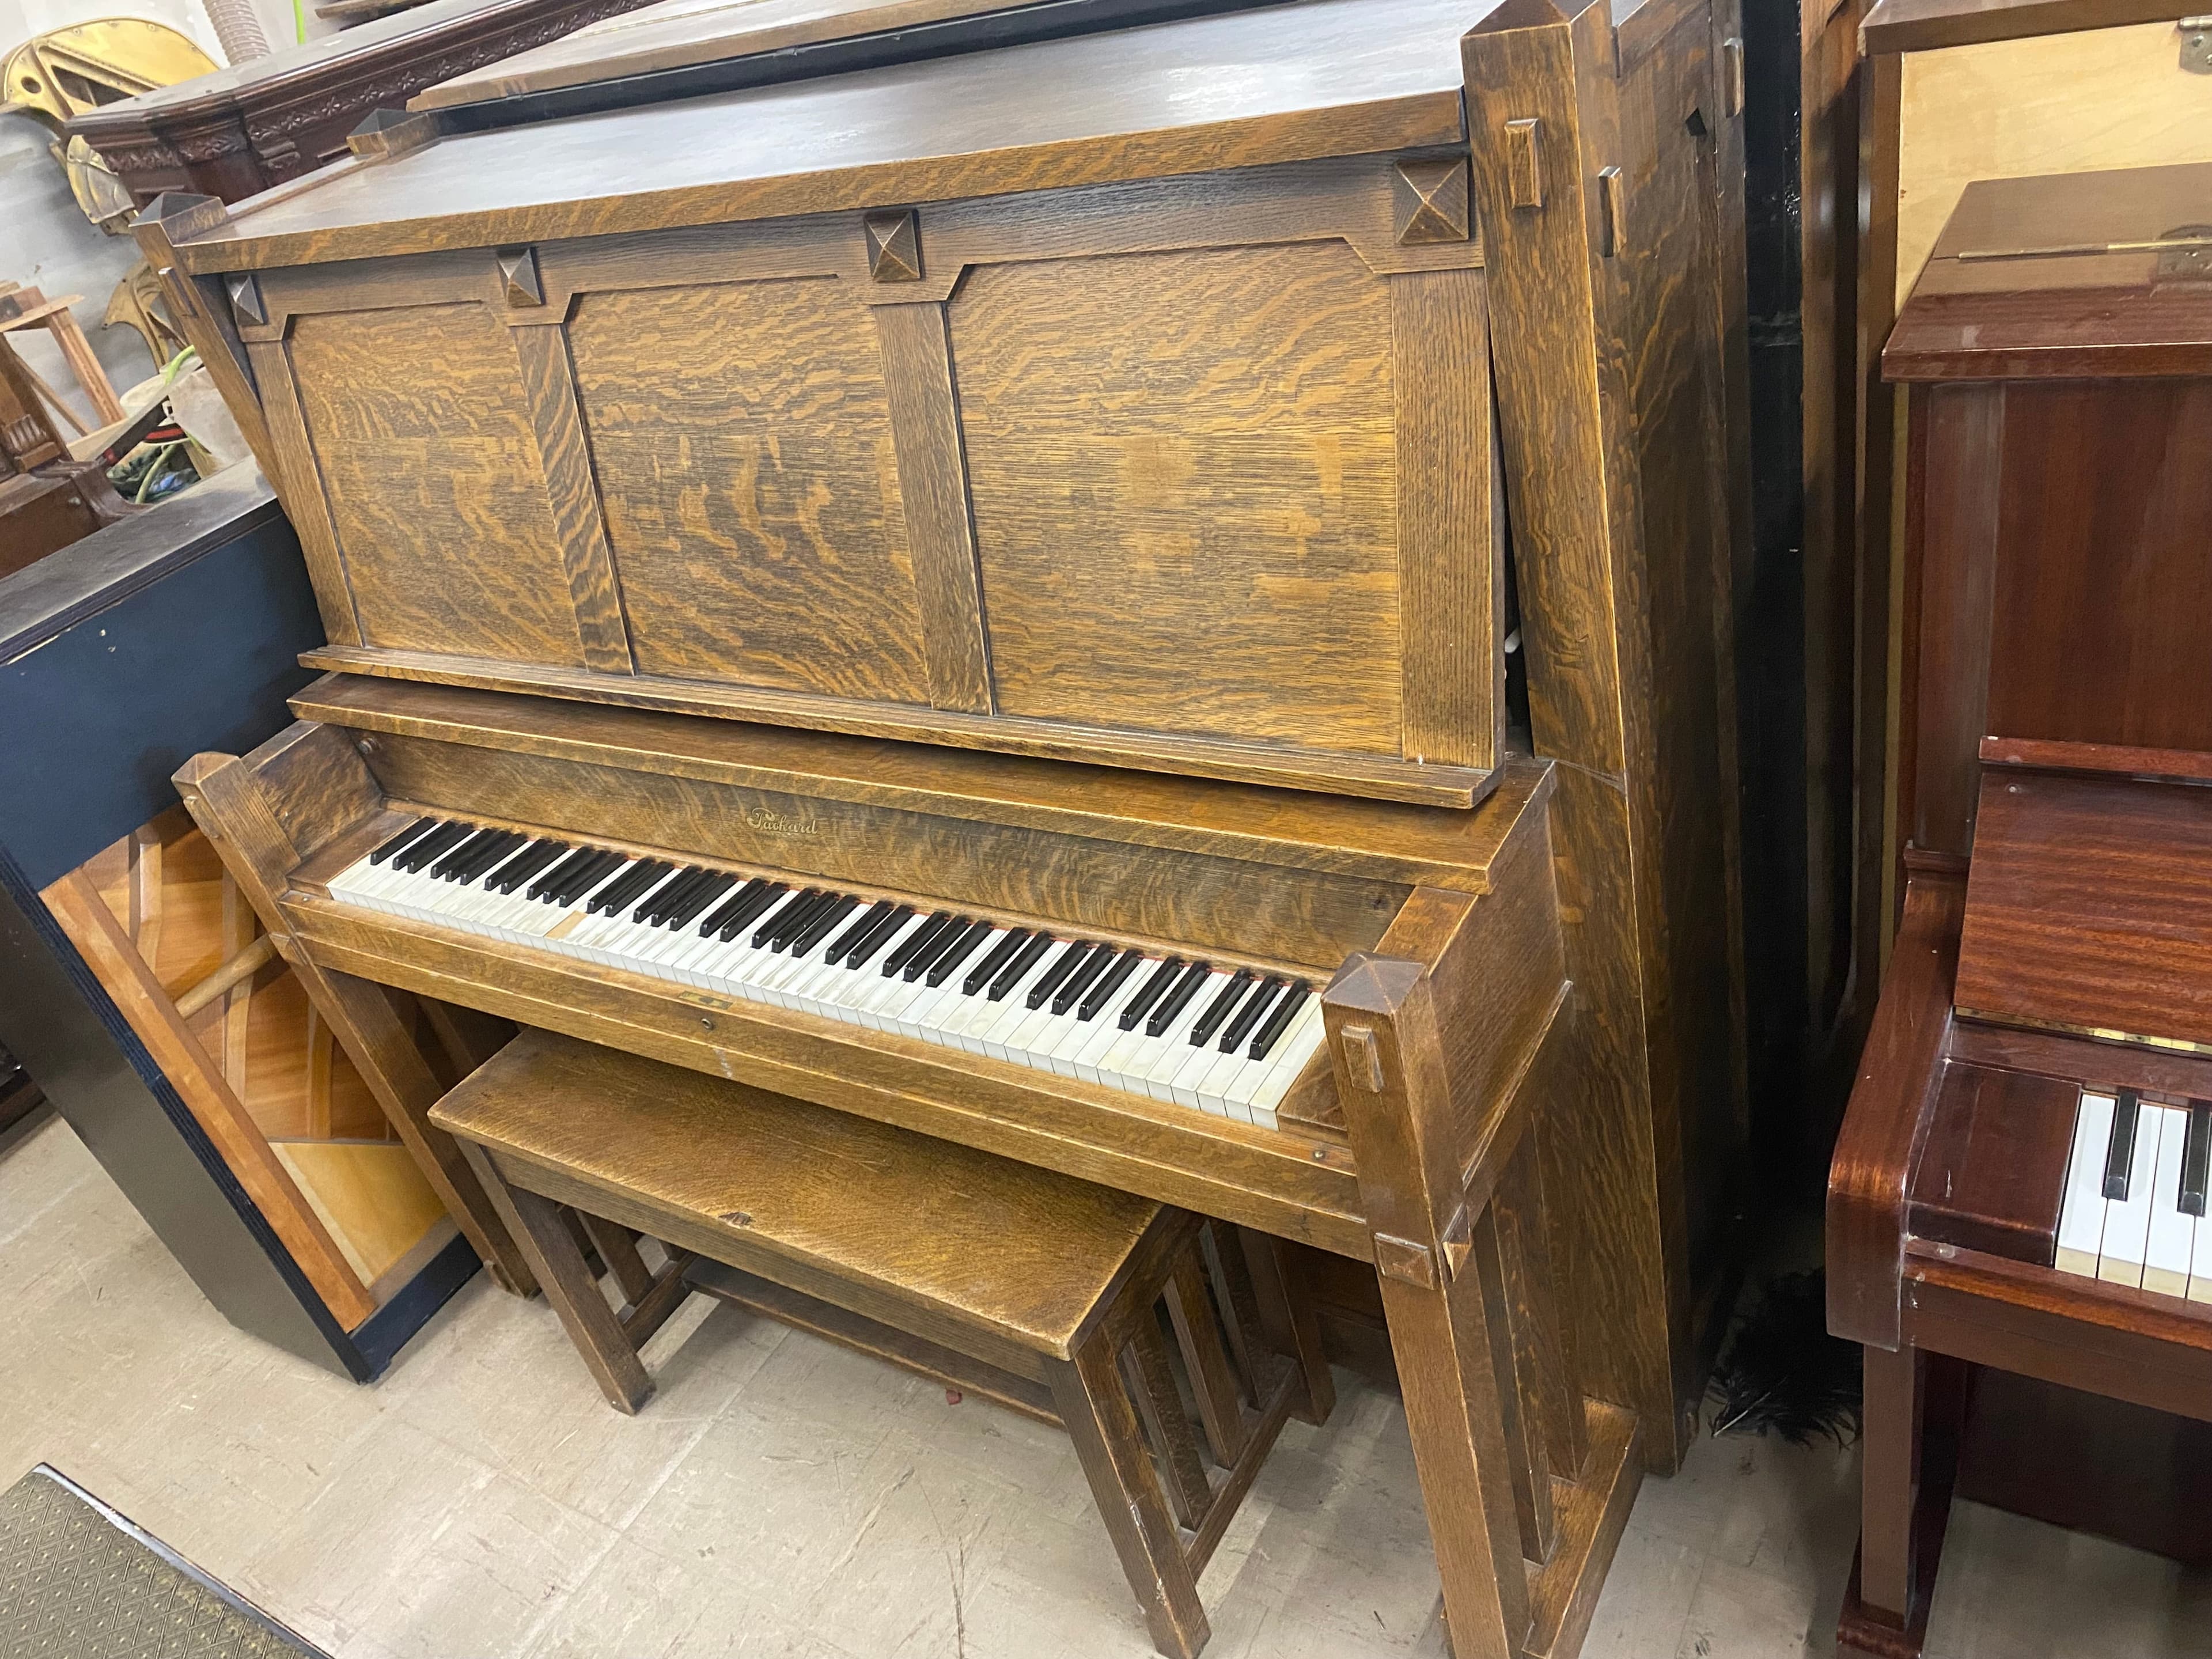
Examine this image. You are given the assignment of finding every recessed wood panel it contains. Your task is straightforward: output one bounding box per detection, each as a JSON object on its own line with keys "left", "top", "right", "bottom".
{"left": 950, "top": 241, "right": 1402, "bottom": 752}
{"left": 1984, "top": 379, "right": 2212, "bottom": 757}
{"left": 1957, "top": 770, "right": 2212, "bottom": 1050}
{"left": 567, "top": 278, "right": 930, "bottom": 703}
{"left": 289, "top": 304, "right": 585, "bottom": 667}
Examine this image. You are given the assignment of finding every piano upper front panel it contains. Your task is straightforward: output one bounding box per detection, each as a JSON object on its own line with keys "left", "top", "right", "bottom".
{"left": 566, "top": 277, "right": 932, "bottom": 703}
{"left": 950, "top": 239, "right": 1404, "bottom": 753}
{"left": 1983, "top": 376, "right": 2212, "bottom": 759}
{"left": 224, "top": 143, "right": 1501, "bottom": 805}
{"left": 286, "top": 302, "right": 585, "bottom": 668}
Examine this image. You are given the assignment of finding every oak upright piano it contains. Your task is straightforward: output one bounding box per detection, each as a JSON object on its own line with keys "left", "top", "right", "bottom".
{"left": 139, "top": 0, "right": 1755, "bottom": 1650}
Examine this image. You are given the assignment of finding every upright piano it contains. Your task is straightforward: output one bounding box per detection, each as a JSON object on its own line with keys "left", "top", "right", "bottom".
{"left": 1830, "top": 161, "right": 2212, "bottom": 1656}
{"left": 135, "top": 0, "right": 1755, "bottom": 1650}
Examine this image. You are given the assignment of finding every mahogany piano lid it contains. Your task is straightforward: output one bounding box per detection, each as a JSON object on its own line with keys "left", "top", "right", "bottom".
{"left": 411, "top": 0, "right": 1271, "bottom": 118}
{"left": 1885, "top": 162, "right": 2212, "bottom": 382}
{"left": 1857, "top": 0, "right": 2194, "bottom": 56}
{"left": 166, "top": 0, "right": 1484, "bottom": 270}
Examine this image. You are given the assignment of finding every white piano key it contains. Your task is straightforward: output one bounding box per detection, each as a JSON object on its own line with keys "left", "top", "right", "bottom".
{"left": 2054, "top": 1091, "right": 2115, "bottom": 1278}
{"left": 2194, "top": 1189, "right": 2212, "bottom": 1305}
{"left": 2146, "top": 1106, "right": 2198, "bottom": 1299}
{"left": 2097, "top": 1103, "right": 2166, "bottom": 1288}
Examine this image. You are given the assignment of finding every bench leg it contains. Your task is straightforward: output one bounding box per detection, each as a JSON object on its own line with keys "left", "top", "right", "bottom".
{"left": 1047, "top": 1330, "right": 1210, "bottom": 1659}
{"left": 457, "top": 1141, "right": 654, "bottom": 1414}
{"left": 1236, "top": 1228, "right": 1335, "bottom": 1426}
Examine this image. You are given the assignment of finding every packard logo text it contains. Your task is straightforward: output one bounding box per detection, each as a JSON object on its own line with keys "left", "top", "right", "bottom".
{"left": 744, "top": 806, "right": 823, "bottom": 838}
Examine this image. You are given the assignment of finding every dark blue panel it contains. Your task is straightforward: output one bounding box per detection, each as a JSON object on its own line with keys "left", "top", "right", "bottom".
{"left": 346, "top": 1231, "right": 482, "bottom": 1380}
{"left": 0, "top": 503, "right": 324, "bottom": 890}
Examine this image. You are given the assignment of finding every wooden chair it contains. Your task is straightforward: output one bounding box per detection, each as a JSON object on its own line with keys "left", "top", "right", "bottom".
{"left": 431, "top": 1027, "right": 1334, "bottom": 1659}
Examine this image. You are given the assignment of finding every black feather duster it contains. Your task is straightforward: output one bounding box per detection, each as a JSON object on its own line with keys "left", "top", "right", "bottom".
{"left": 1705, "top": 1269, "right": 1862, "bottom": 1446}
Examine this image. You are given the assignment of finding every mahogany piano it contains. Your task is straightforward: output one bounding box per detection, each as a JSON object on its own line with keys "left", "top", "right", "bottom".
{"left": 133, "top": 0, "right": 1756, "bottom": 1650}
{"left": 1830, "top": 160, "right": 2212, "bottom": 1656}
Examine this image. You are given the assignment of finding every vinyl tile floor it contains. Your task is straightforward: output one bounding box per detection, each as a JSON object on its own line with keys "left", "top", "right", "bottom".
{"left": 3, "top": 1106, "right": 2207, "bottom": 1659}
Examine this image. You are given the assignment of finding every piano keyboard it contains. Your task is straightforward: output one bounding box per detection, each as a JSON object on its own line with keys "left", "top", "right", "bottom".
{"left": 2054, "top": 1088, "right": 2212, "bottom": 1302}
{"left": 326, "top": 818, "right": 1329, "bottom": 1131}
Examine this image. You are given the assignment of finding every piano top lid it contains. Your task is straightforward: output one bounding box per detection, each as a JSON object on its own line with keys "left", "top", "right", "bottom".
{"left": 408, "top": 0, "right": 1260, "bottom": 115}
{"left": 1884, "top": 162, "right": 2212, "bottom": 383}
{"left": 153, "top": 0, "right": 1499, "bottom": 274}
{"left": 1857, "top": 0, "right": 2190, "bottom": 58}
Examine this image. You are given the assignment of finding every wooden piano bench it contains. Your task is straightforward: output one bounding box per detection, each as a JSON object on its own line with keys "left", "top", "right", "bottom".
{"left": 429, "top": 1028, "right": 1333, "bottom": 1659}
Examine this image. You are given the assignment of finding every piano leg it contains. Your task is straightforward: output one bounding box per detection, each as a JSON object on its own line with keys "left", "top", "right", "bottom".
{"left": 1839, "top": 1342, "right": 1967, "bottom": 1658}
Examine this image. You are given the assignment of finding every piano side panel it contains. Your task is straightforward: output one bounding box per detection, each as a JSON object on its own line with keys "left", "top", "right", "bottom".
{"left": 354, "top": 727, "right": 1412, "bottom": 970}
{"left": 949, "top": 238, "right": 1404, "bottom": 754}
{"left": 283, "top": 302, "right": 588, "bottom": 669}
{"left": 566, "top": 278, "right": 932, "bottom": 703}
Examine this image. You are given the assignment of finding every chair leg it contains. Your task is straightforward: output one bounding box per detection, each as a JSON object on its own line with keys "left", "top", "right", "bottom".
{"left": 1047, "top": 1329, "right": 1211, "bottom": 1659}
{"left": 456, "top": 1141, "right": 654, "bottom": 1414}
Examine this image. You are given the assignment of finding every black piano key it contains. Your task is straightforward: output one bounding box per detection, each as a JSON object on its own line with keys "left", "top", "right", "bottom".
{"left": 624, "top": 866, "right": 691, "bottom": 922}
{"left": 592, "top": 859, "right": 673, "bottom": 916}
{"left": 989, "top": 931, "right": 1054, "bottom": 1000}
{"left": 963, "top": 929, "right": 1031, "bottom": 996}
{"left": 925, "top": 919, "right": 995, "bottom": 987}
{"left": 430, "top": 828, "right": 501, "bottom": 880}
{"left": 2182, "top": 1102, "right": 2212, "bottom": 1219}
{"left": 1078, "top": 949, "right": 1144, "bottom": 1022}
{"left": 396, "top": 820, "right": 470, "bottom": 872}
{"left": 1219, "top": 976, "right": 1286, "bottom": 1054}
{"left": 1146, "top": 960, "right": 1214, "bottom": 1036}
{"left": 760, "top": 888, "right": 828, "bottom": 950}
{"left": 2103, "top": 1087, "right": 2143, "bottom": 1200}
{"left": 1188, "top": 969, "right": 1256, "bottom": 1047}
{"left": 790, "top": 894, "right": 863, "bottom": 959}
{"left": 529, "top": 847, "right": 600, "bottom": 902}
{"left": 699, "top": 878, "right": 771, "bottom": 937}
{"left": 737, "top": 887, "right": 805, "bottom": 945}
{"left": 666, "top": 872, "right": 738, "bottom": 930}
{"left": 1118, "top": 957, "right": 1183, "bottom": 1031}
{"left": 845, "top": 904, "right": 916, "bottom": 968}
{"left": 452, "top": 830, "right": 526, "bottom": 882}
{"left": 368, "top": 817, "right": 435, "bottom": 866}
{"left": 1025, "top": 941, "right": 1093, "bottom": 1010}
{"left": 828, "top": 900, "right": 896, "bottom": 963}
{"left": 554, "top": 850, "right": 624, "bottom": 906}
{"left": 724, "top": 881, "right": 793, "bottom": 941}
{"left": 884, "top": 911, "right": 957, "bottom": 978}
{"left": 1248, "top": 981, "right": 1312, "bottom": 1060}
{"left": 904, "top": 915, "right": 978, "bottom": 983}
{"left": 1052, "top": 944, "right": 1117, "bottom": 1014}
{"left": 487, "top": 840, "right": 564, "bottom": 894}
{"left": 638, "top": 866, "right": 712, "bottom": 924}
